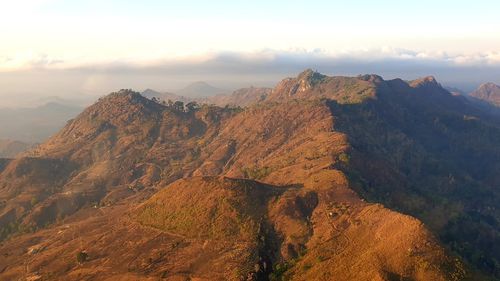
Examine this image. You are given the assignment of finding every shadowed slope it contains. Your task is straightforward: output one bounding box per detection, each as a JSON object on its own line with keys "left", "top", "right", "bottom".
{"left": 329, "top": 77, "right": 500, "bottom": 279}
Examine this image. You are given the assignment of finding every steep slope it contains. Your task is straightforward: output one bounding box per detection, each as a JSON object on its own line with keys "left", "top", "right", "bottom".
{"left": 0, "top": 175, "right": 460, "bottom": 281}
{"left": 0, "top": 177, "right": 279, "bottom": 281}
{"left": 470, "top": 82, "right": 500, "bottom": 107}
{"left": 328, "top": 77, "right": 500, "bottom": 279}
{"left": 1, "top": 70, "right": 491, "bottom": 280}
{"left": 0, "top": 90, "right": 239, "bottom": 238}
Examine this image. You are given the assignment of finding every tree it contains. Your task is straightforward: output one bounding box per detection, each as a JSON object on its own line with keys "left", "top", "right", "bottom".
{"left": 76, "top": 251, "right": 88, "bottom": 264}
{"left": 173, "top": 101, "right": 184, "bottom": 112}
{"left": 185, "top": 101, "right": 200, "bottom": 112}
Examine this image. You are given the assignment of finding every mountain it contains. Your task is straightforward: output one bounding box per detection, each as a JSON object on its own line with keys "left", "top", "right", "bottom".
{"left": 33, "top": 95, "right": 95, "bottom": 108}
{"left": 0, "top": 102, "right": 82, "bottom": 142}
{"left": 141, "top": 88, "right": 190, "bottom": 103}
{"left": 267, "top": 69, "right": 379, "bottom": 104}
{"left": 470, "top": 82, "right": 500, "bottom": 107}
{"left": 0, "top": 139, "right": 32, "bottom": 158}
{"left": 328, "top": 75, "right": 500, "bottom": 279}
{"left": 142, "top": 86, "right": 271, "bottom": 108}
{"left": 0, "top": 89, "right": 462, "bottom": 280}
{"left": 200, "top": 86, "right": 272, "bottom": 107}
{"left": 1, "top": 68, "right": 500, "bottom": 280}
{"left": 175, "top": 81, "right": 227, "bottom": 98}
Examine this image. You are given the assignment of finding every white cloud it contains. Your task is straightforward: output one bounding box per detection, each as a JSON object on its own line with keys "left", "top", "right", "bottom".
{"left": 0, "top": 52, "right": 64, "bottom": 71}
{"left": 3, "top": 47, "right": 500, "bottom": 72}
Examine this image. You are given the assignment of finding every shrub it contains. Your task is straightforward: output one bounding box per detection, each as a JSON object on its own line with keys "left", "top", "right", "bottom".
{"left": 76, "top": 251, "right": 88, "bottom": 264}
{"left": 269, "top": 262, "right": 291, "bottom": 281}
{"left": 338, "top": 153, "right": 350, "bottom": 164}
{"left": 241, "top": 166, "right": 273, "bottom": 180}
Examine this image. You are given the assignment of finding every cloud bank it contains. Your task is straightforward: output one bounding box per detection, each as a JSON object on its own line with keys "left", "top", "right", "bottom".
{"left": 3, "top": 47, "right": 500, "bottom": 72}
{"left": 1, "top": 48, "right": 500, "bottom": 107}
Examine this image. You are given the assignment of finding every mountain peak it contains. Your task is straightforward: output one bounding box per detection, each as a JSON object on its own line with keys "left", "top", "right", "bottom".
{"left": 409, "top": 76, "right": 440, "bottom": 88}
{"left": 478, "top": 82, "right": 500, "bottom": 91}
{"left": 471, "top": 82, "right": 500, "bottom": 106}
{"left": 269, "top": 70, "right": 377, "bottom": 103}
{"left": 297, "top": 68, "right": 327, "bottom": 84}
{"left": 70, "top": 89, "right": 165, "bottom": 130}
{"left": 176, "top": 81, "right": 226, "bottom": 98}
{"left": 100, "top": 89, "right": 154, "bottom": 105}
{"left": 142, "top": 88, "right": 158, "bottom": 94}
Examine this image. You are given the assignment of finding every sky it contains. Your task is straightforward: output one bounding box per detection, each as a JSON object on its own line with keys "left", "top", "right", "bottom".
{"left": 1, "top": 0, "right": 500, "bottom": 106}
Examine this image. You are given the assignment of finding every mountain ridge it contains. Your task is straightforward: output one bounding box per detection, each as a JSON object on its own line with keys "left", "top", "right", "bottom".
{"left": 1, "top": 70, "right": 498, "bottom": 280}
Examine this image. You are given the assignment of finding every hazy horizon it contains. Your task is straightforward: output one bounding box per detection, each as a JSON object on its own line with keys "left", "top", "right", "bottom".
{"left": 1, "top": 0, "right": 500, "bottom": 107}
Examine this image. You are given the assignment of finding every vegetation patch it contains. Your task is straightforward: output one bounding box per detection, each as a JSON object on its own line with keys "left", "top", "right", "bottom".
{"left": 241, "top": 166, "right": 273, "bottom": 180}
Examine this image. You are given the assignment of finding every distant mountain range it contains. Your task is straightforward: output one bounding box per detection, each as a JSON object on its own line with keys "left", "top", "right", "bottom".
{"left": 142, "top": 85, "right": 271, "bottom": 107}
{"left": 0, "top": 102, "right": 82, "bottom": 142}
{"left": 141, "top": 89, "right": 190, "bottom": 103}
{"left": 0, "top": 139, "right": 32, "bottom": 158}
{"left": 175, "top": 81, "right": 227, "bottom": 98}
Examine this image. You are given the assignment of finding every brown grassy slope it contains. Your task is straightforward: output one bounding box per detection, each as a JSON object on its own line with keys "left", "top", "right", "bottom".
{"left": 136, "top": 99, "right": 463, "bottom": 279}
{"left": 0, "top": 174, "right": 463, "bottom": 281}
{"left": 135, "top": 171, "right": 462, "bottom": 281}
{"left": 0, "top": 177, "right": 283, "bottom": 281}
{"left": 193, "top": 99, "right": 345, "bottom": 183}
{"left": 136, "top": 177, "right": 280, "bottom": 240}
{"left": 0, "top": 90, "right": 239, "bottom": 234}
